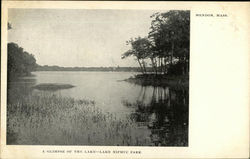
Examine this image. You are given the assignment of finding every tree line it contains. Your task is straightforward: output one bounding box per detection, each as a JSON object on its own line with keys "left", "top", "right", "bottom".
{"left": 8, "top": 42, "right": 37, "bottom": 79}
{"left": 7, "top": 23, "right": 37, "bottom": 79}
{"left": 122, "top": 10, "right": 190, "bottom": 76}
{"left": 36, "top": 65, "right": 144, "bottom": 72}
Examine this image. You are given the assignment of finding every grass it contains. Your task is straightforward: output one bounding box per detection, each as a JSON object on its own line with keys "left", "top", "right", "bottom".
{"left": 32, "top": 83, "right": 75, "bottom": 91}
{"left": 7, "top": 94, "right": 153, "bottom": 145}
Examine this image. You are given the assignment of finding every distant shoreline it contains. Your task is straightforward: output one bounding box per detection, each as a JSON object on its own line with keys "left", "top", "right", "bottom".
{"left": 36, "top": 65, "right": 153, "bottom": 72}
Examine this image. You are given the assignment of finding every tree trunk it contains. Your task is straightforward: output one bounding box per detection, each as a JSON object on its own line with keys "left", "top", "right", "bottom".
{"left": 142, "top": 59, "right": 147, "bottom": 74}
{"left": 160, "top": 58, "right": 163, "bottom": 74}
{"left": 164, "top": 57, "right": 167, "bottom": 74}
{"left": 137, "top": 58, "right": 144, "bottom": 74}
{"left": 155, "top": 58, "right": 158, "bottom": 75}
{"left": 158, "top": 57, "right": 161, "bottom": 74}
{"left": 171, "top": 41, "right": 174, "bottom": 65}
{"left": 150, "top": 57, "right": 157, "bottom": 75}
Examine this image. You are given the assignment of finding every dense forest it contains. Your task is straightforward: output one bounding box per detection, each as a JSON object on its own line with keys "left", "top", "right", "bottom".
{"left": 122, "top": 11, "right": 190, "bottom": 76}
{"left": 7, "top": 42, "right": 37, "bottom": 79}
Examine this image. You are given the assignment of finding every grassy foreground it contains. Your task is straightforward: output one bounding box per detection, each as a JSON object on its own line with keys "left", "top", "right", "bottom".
{"left": 7, "top": 94, "right": 152, "bottom": 145}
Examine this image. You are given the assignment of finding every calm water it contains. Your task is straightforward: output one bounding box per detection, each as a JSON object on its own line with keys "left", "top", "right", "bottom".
{"left": 7, "top": 71, "right": 188, "bottom": 146}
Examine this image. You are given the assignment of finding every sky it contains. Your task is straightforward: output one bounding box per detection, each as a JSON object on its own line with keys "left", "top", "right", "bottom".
{"left": 8, "top": 9, "right": 162, "bottom": 67}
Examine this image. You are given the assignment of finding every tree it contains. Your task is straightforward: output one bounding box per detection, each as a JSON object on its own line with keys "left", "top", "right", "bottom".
{"left": 122, "top": 10, "right": 190, "bottom": 76}
{"left": 8, "top": 22, "right": 12, "bottom": 30}
{"left": 122, "top": 37, "right": 152, "bottom": 74}
{"left": 8, "top": 43, "right": 37, "bottom": 80}
{"left": 149, "top": 11, "right": 190, "bottom": 75}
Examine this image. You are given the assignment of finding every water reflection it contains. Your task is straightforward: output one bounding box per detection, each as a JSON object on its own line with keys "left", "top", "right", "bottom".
{"left": 7, "top": 72, "right": 188, "bottom": 146}
{"left": 7, "top": 77, "right": 37, "bottom": 104}
{"left": 122, "top": 86, "right": 188, "bottom": 146}
{"left": 7, "top": 76, "right": 37, "bottom": 144}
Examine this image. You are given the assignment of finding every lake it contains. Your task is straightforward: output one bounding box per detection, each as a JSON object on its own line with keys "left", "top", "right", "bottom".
{"left": 7, "top": 71, "right": 188, "bottom": 146}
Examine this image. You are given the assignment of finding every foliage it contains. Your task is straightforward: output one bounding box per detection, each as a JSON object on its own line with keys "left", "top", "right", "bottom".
{"left": 122, "top": 37, "right": 152, "bottom": 74}
{"left": 122, "top": 10, "right": 190, "bottom": 75}
{"left": 8, "top": 42, "right": 37, "bottom": 79}
{"left": 8, "top": 22, "right": 12, "bottom": 30}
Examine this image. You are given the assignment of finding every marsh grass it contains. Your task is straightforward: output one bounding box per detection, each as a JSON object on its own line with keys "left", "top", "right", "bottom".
{"left": 7, "top": 94, "right": 152, "bottom": 145}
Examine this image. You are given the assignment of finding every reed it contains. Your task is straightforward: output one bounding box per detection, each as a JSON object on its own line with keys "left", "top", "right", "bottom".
{"left": 7, "top": 94, "right": 152, "bottom": 145}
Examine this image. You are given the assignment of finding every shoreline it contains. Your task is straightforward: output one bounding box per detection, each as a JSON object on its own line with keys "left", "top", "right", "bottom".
{"left": 124, "top": 74, "right": 189, "bottom": 88}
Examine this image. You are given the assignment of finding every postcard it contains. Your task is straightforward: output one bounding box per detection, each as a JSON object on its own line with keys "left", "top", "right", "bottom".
{"left": 1, "top": 1, "right": 249, "bottom": 158}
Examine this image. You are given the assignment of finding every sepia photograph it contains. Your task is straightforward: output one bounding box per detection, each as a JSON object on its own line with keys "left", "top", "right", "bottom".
{"left": 6, "top": 9, "right": 189, "bottom": 146}
{"left": 2, "top": 1, "right": 249, "bottom": 159}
